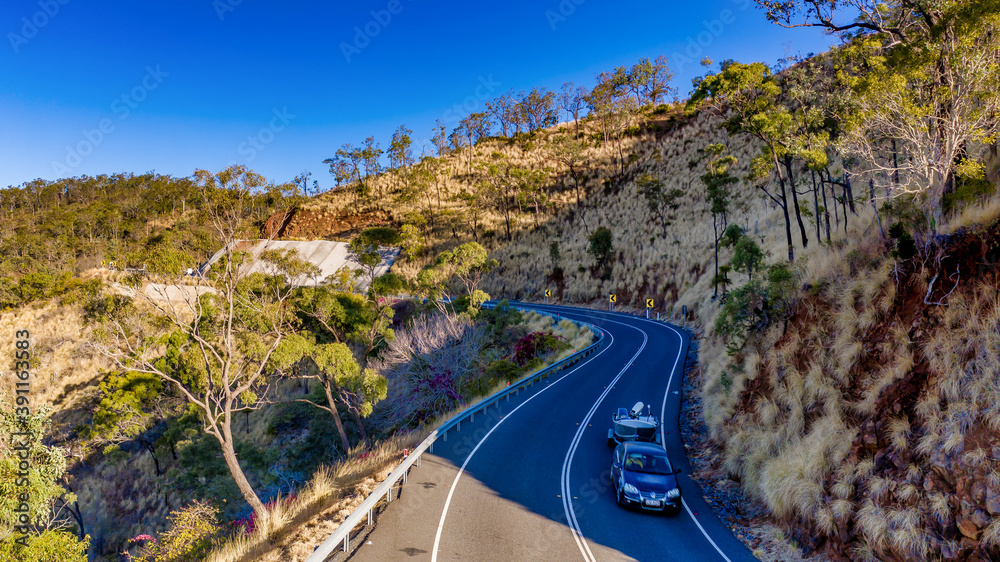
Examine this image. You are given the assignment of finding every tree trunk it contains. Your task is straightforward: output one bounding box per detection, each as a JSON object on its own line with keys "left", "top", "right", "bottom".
{"left": 810, "top": 170, "right": 821, "bottom": 243}
{"left": 144, "top": 440, "right": 163, "bottom": 476}
{"left": 323, "top": 380, "right": 352, "bottom": 452}
{"left": 820, "top": 174, "right": 831, "bottom": 243}
{"left": 218, "top": 426, "right": 265, "bottom": 515}
{"left": 712, "top": 215, "right": 720, "bottom": 297}
{"left": 891, "top": 139, "right": 901, "bottom": 188}
{"left": 771, "top": 154, "right": 795, "bottom": 263}
{"left": 784, "top": 157, "right": 809, "bottom": 249}
{"left": 870, "top": 179, "right": 885, "bottom": 239}
{"left": 779, "top": 177, "right": 795, "bottom": 263}
{"left": 351, "top": 408, "right": 368, "bottom": 443}
{"left": 841, "top": 188, "right": 848, "bottom": 233}
{"left": 845, "top": 173, "right": 857, "bottom": 214}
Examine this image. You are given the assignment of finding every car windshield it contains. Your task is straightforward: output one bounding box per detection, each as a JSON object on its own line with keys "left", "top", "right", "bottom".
{"left": 623, "top": 452, "right": 673, "bottom": 474}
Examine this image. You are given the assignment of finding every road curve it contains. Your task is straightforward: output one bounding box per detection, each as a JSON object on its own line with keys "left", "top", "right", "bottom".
{"left": 346, "top": 303, "right": 756, "bottom": 562}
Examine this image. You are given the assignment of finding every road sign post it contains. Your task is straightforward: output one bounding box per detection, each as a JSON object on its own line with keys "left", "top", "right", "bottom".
{"left": 545, "top": 289, "right": 551, "bottom": 305}
{"left": 609, "top": 293, "right": 616, "bottom": 312}
{"left": 645, "top": 298, "right": 653, "bottom": 319}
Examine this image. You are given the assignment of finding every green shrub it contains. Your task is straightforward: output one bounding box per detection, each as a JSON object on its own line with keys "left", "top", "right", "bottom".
{"left": 943, "top": 176, "right": 996, "bottom": 213}
{"left": 715, "top": 278, "right": 768, "bottom": 354}
{"left": 485, "top": 359, "right": 521, "bottom": 384}
{"left": 888, "top": 222, "right": 917, "bottom": 260}
{"left": 0, "top": 530, "right": 88, "bottom": 562}
{"left": 133, "top": 501, "right": 223, "bottom": 562}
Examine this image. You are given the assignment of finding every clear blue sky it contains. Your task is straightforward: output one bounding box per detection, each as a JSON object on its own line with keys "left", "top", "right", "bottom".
{"left": 1, "top": 0, "right": 837, "bottom": 189}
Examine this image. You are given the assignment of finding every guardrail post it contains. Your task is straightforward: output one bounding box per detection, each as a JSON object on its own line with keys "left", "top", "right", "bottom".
{"left": 417, "top": 454, "right": 422, "bottom": 467}
{"left": 343, "top": 535, "right": 349, "bottom": 552}
{"left": 368, "top": 509, "right": 373, "bottom": 525}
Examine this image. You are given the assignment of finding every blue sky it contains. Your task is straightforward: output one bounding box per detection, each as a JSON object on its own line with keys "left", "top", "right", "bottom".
{"left": 1, "top": 0, "right": 837, "bottom": 189}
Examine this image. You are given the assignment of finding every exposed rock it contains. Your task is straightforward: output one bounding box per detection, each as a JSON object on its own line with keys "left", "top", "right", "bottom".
{"left": 960, "top": 537, "right": 979, "bottom": 554}
{"left": 862, "top": 422, "right": 878, "bottom": 447}
{"left": 971, "top": 508, "right": 990, "bottom": 530}
{"left": 958, "top": 517, "right": 980, "bottom": 540}
{"left": 972, "top": 479, "right": 987, "bottom": 505}
{"left": 986, "top": 485, "right": 1000, "bottom": 515}
{"left": 958, "top": 475, "right": 971, "bottom": 497}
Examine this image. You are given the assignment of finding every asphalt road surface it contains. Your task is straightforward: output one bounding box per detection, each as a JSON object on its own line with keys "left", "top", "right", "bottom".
{"left": 342, "top": 303, "right": 757, "bottom": 562}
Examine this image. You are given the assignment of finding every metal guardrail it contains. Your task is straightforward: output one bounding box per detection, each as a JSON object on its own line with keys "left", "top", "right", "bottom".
{"left": 305, "top": 304, "right": 605, "bottom": 561}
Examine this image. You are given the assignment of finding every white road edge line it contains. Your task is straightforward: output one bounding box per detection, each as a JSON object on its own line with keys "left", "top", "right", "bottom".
{"left": 560, "top": 327, "right": 647, "bottom": 562}
{"left": 658, "top": 322, "right": 733, "bottom": 562}
{"left": 430, "top": 330, "right": 614, "bottom": 562}
{"left": 528, "top": 304, "right": 736, "bottom": 562}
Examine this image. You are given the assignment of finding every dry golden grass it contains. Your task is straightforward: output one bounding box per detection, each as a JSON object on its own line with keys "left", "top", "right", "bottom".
{"left": 205, "top": 431, "right": 424, "bottom": 562}
{"left": 0, "top": 303, "right": 111, "bottom": 431}
{"left": 693, "top": 179, "right": 1000, "bottom": 558}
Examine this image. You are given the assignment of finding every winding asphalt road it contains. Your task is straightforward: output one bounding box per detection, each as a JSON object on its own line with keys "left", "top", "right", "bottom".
{"left": 342, "top": 303, "right": 756, "bottom": 562}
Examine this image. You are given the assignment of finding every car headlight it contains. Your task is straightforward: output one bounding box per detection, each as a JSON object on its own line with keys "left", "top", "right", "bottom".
{"left": 623, "top": 483, "right": 639, "bottom": 495}
{"left": 666, "top": 488, "right": 680, "bottom": 499}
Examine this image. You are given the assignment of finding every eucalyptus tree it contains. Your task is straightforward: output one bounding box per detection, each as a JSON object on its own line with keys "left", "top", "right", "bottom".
{"left": 388, "top": 124, "right": 414, "bottom": 191}
{"left": 690, "top": 61, "right": 801, "bottom": 262}
{"left": 293, "top": 170, "right": 312, "bottom": 197}
{"left": 514, "top": 166, "right": 551, "bottom": 229}
{"left": 549, "top": 134, "right": 590, "bottom": 208}
{"left": 559, "top": 82, "right": 588, "bottom": 136}
{"left": 361, "top": 136, "right": 384, "bottom": 201}
{"left": 347, "top": 226, "right": 402, "bottom": 290}
{"left": 643, "top": 55, "right": 676, "bottom": 106}
{"left": 476, "top": 153, "right": 521, "bottom": 242}
{"left": 637, "top": 173, "right": 684, "bottom": 238}
{"left": 88, "top": 165, "right": 311, "bottom": 517}
{"left": 519, "top": 87, "right": 559, "bottom": 132}
{"left": 431, "top": 119, "right": 449, "bottom": 157}
{"left": 587, "top": 73, "right": 641, "bottom": 182}
{"left": 326, "top": 143, "right": 365, "bottom": 205}
{"left": 486, "top": 90, "right": 519, "bottom": 138}
{"left": 757, "top": 0, "right": 1000, "bottom": 228}
{"left": 700, "top": 144, "right": 739, "bottom": 296}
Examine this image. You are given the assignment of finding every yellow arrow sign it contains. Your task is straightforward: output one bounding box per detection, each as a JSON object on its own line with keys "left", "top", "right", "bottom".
{"left": 544, "top": 289, "right": 551, "bottom": 297}
{"left": 646, "top": 299, "right": 654, "bottom": 308}
{"left": 609, "top": 294, "right": 617, "bottom": 303}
